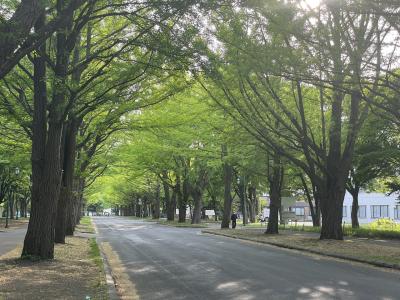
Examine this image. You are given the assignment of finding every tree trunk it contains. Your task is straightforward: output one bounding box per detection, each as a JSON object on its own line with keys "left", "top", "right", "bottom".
{"left": 55, "top": 188, "right": 67, "bottom": 243}
{"left": 319, "top": 179, "right": 346, "bottom": 240}
{"left": 15, "top": 197, "right": 19, "bottom": 220}
{"left": 9, "top": 192, "right": 14, "bottom": 219}
{"left": 161, "top": 171, "right": 175, "bottom": 221}
{"left": 248, "top": 186, "right": 256, "bottom": 223}
{"left": 319, "top": 84, "right": 358, "bottom": 239}
{"left": 266, "top": 154, "right": 283, "bottom": 234}
{"left": 64, "top": 122, "right": 79, "bottom": 235}
{"left": 221, "top": 145, "right": 233, "bottom": 229}
{"left": 23, "top": 120, "right": 63, "bottom": 258}
{"left": 266, "top": 184, "right": 281, "bottom": 234}
{"left": 178, "top": 177, "right": 189, "bottom": 223}
{"left": 191, "top": 189, "right": 202, "bottom": 224}
{"left": 55, "top": 122, "right": 69, "bottom": 243}
{"left": 238, "top": 178, "right": 248, "bottom": 225}
{"left": 314, "top": 192, "right": 321, "bottom": 227}
{"left": 0, "top": 0, "right": 45, "bottom": 79}
{"left": 74, "top": 178, "right": 85, "bottom": 225}
{"left": 266, "top": 201, "right": 280, "bottom": 234}
{"left": 300, "top": 174, "right": 320, "bottom": 227}
{"left": 22, "top": 13, "right": 63, "bottom": 259}
{"left": 167, "top": 189, "right": 176, "bottom": 221}
{"left": 350, "top": 187, "right": 360, "bottom": 228}
{"left": 153, "top": 182, "right": 160, "bottom": 219}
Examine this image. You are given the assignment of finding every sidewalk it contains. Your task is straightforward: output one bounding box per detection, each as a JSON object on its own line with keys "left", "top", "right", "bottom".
{"left": 0, "top": 226, "right": 27, "bottom": 256}
{"left": 202, "top": 228, "right": 400, "bottom": 270}
{"left": 0, "top": 218, "right": 29, "bottom": 231}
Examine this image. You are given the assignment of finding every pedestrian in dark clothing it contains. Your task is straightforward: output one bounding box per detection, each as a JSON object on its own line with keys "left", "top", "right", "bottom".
{"left": 231, "top": 213, "right": 237, "bottom": 229}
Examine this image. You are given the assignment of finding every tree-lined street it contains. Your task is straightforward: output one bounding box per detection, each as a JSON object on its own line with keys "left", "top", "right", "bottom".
{"left": 1, "top": 0, "right": 400, "bottom": 298}
{"left": 94, "top": 217, "right": 400, "bottom": 300}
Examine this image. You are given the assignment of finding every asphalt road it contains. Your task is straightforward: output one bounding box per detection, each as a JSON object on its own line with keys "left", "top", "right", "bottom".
{"left": 94, "top": 216, "right": 400, "bottom": 300}
{"left": 0, "top": 227, "right": 27, "bottom": 256}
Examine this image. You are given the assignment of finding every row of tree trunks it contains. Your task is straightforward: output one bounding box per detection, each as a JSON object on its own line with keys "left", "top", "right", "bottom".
{"left": 22, "top": 13, "right": 59, "bottom": 259}
{"left": 1, "top": 191, "right": 30, "bottom": 219}
{"left": 22, "top": 0, "right": 75, "bottom": 258}
{"left": 55, "top": 118, "right": 79, "bottom": 243}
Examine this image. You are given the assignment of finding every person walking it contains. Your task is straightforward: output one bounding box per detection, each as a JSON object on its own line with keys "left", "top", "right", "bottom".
{"left": 231, "top": 212, "right": 237, "bottom": 229}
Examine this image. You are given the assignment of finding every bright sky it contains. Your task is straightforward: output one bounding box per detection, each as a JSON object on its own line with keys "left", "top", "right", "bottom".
{"left": 302, "top": 0, "right": 321, "bottom": 9}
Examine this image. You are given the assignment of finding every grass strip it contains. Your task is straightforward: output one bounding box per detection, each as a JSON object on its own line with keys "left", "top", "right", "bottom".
{"left": 157, "top": 220, "right": 207, "bottom": 228}
{"left": 76, "top": 216, "right": 96, "bottom": 234}
{"left": 202, "top": 229, "right": 400, "bottom": 270}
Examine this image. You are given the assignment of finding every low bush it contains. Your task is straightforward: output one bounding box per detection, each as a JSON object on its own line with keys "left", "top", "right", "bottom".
{"left": 279, "top": 219, "right": 400, "bottom": 239}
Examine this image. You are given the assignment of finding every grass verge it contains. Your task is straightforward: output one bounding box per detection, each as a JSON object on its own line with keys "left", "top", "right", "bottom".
{"left": 202, "top": 228, "right": 400, "bottom": 270}
{"left": 89, "top": 238, "right": 103, "bottom": 270}
{"left": 157, "top": 220, "right": 208, "bottom": 228}
{"left": 277, "top": 223, "right": 400, "bottom": 239}
{"left": 76, "top": 216, "right": 96, "bottom": 234}
{"left": 0, "top": 236, "right": 108, "bottom": 299}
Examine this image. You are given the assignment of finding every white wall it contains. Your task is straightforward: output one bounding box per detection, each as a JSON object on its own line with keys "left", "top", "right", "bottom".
{"left": 343, "top": 192, "right": 400, "bottom": 224}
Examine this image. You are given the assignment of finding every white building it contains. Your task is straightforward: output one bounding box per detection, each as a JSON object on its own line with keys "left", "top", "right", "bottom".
{"left": 260, "top": 191, "right": 400, "bottom": 225}
{"left": 343, "top": 191, "right": 399, "bottom": 224}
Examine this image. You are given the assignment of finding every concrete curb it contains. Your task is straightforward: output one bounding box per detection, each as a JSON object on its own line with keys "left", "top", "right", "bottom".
{"left": 92, "top": 219, "right": 120, "bottom": 300}
{"left": 202, "top": 230, "right": 400, "bottom": 271}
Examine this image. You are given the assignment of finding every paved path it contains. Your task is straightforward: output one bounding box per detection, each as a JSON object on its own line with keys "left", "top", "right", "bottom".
{"left": 94, "top": 216, "right": 400, "bottom": 300}
{"left": 0, "top": 227, "right": 27, "bottom": 256}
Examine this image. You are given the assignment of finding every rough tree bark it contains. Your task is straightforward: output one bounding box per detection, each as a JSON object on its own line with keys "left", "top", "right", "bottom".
{"left": 55, "top": 118, "right": 79, "bottom": 242}
{"left": 319, "top": 178, "right": 346, "bottom": 240}
{"left": 22, "top": 1, "right": 74, "bottom": 258}
{"left": 237, "top": 177, "right": 248, "bottom": 225}
{"left": 348, "top": 185, "right": 360, "bottom": 228}
{"left": 191, "top": 188, "right": 202, "bottom": 224}
{"left": 22, "top": 13, "right": 58, "bottom": 259}
{"left": 0, "top": 0, "right": 45, "bottom": 76}
{"left": 169, "top": 188, "right": 177, "bottom": 221}
{"left": 299, "top": 174, "right": 321, "bottom": 227}
{"left": 0, "top": 0, "right": 86, "bottom": 79}
{"left": 266, "top": 154, "right": 284, "bottom": 235}
{"left": 248, "top": 185, "right": 257, "bottom": 223}
{"left": 161, "top": 170, "right": 174, "bottom": 221}
{"left": 178, "top": 177, "right": 189, "bottom": 223}
{"left": 190, "top": 167, "right": 207, "bottom": 224}
{"left": 9, "top": 191, "right": 14, "bottom": 219}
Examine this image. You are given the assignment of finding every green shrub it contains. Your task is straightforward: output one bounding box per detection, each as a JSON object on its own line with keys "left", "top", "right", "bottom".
{"left": 368, "top": 219, "right": 400, "bottom": 230}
